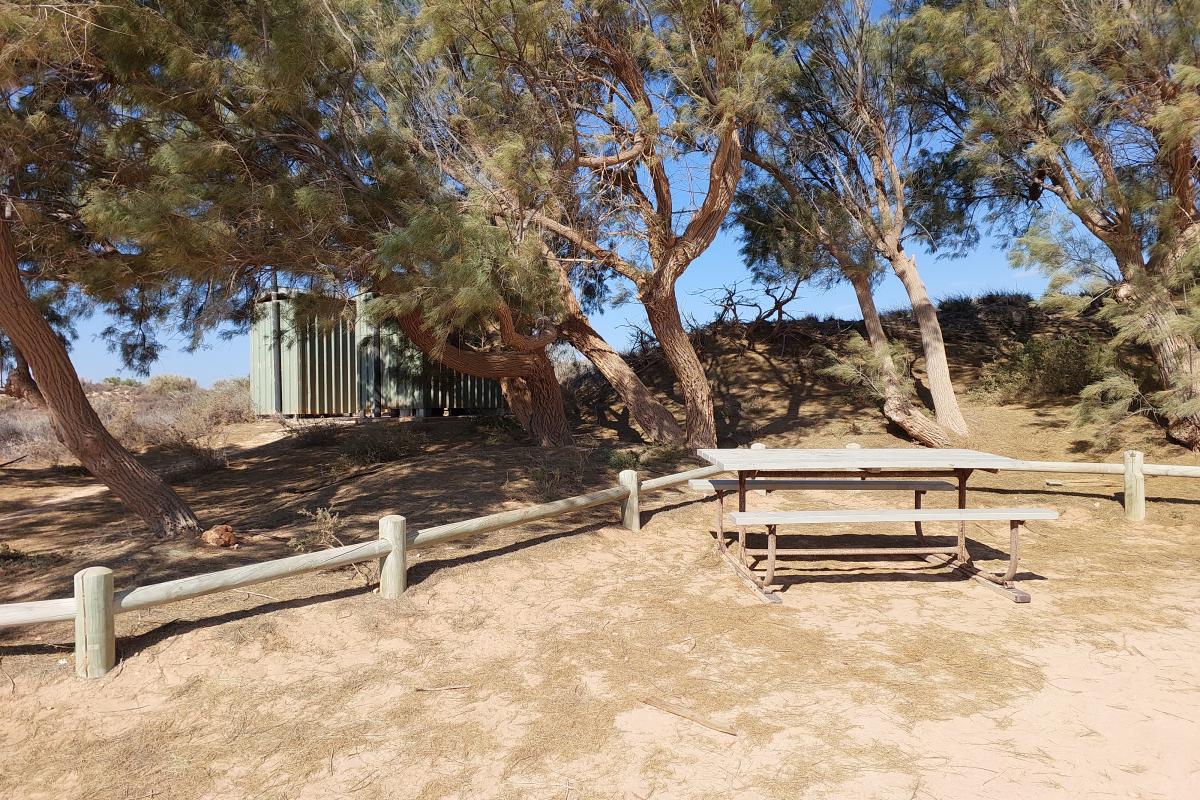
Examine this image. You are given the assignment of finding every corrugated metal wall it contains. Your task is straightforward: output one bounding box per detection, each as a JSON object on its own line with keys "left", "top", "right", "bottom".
{"left": 251, "top": 294, "right": 505, "bottom": 417}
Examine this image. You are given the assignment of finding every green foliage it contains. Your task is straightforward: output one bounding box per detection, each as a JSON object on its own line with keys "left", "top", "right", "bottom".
{"left": 977, "top": 335, "right": 1113, "bottom": 401}
{"left": 605, "top": 449, "right": 640, "bottom": 472}
{"left": 913, "top": 0, "right": 1200, "bottom": 439}
{"left": 818, "top": 332, "right": 915, "bottom": 403}
{"left": 102, "top": 376, "right": 142, "bottom": 388}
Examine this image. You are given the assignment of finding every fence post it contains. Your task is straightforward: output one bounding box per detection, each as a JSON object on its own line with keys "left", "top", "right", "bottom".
{"left": 378, "top": 515, "right": 407, "bottom": 598}
{"left": 1123, "top": 450, "right": 1146, "bottom": 522}
{"left": 619, "top": 469, "right": 640, "bottom": 532}
{"left": 74, "top": 567, "right": 115, "bottom": 679}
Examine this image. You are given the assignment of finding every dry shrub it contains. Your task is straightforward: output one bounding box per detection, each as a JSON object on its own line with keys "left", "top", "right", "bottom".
{"left": 0, "top": 377, "right": 253, "bottom": 468}
{"left": 291, "top": 505, "right": 370, "bottom": 582}
{"left": 283, "top": 419, "right": 342, "bottom": 447}
{"left": 0, "top": 543, "right": 63, "bottom": 571}
{"left": 145, "top": 374, "right": 199, "bottom": 395}
{"left": 337, "top": 425, "right": 424, "bottom": 467}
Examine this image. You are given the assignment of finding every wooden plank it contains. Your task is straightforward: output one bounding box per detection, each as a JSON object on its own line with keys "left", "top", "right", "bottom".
{"left": 0, "top": 598, "right": 75, "bottom": 629}
{"left": 1141, "top": 463, "right": 1200, "bottom": 478}
{"left": 924, "top": 554, "right": 1032, "bottom": 603}
{"left": 74, "top": 567, "right": 115, "bottom": 679}
{"left": 641, "top": 465, "right": 724, "bottom": 492}
{"left": 114, "top": 539, "right": 392, "bottom": 613}
{"left": 728, "top": 507, "right": 1058, "bottom": 525}
{"left": 716, "top": 548, "right": 782, "bottom": 605}
{"left": 742, "top": 546, "right": 960, "bottom": 557}
{"left": 696, "top": 448, "right": 1021, "bottom": 472}
{"left": 688, "top": 479, "right": 956, "bottom": 492}
{"left": 409, "top": 485, "right": 630, "bottom": 549}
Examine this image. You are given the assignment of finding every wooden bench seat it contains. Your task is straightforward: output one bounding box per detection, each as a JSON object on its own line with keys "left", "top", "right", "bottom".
{"left": 728, "top": 507, "right": 1057, "bottom": 525}
{"left": 690, "top": 478, "right": 957, "bottom": 540}
{"left": 687, "top": 478, "right": 956, "bottom": 493}
{"left": 724, "top": 506, "right": 1058, "bottom": 603}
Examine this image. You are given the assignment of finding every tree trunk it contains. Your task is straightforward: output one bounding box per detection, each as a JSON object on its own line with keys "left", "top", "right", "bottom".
{"left": 642, "top": 284, "right": 716, "bottom": 447}
{"left": 0, "top": 217, "right": 199, "bottom": 535}
{"left": 849, "top": 273, "right": 951, "bottom": 448}
{"left": 395, "top": 312, "right": 572, "bottom": 446}
{"left": 889, "top": 253, "right": 970, "bottom": 436}
{"left": 1134, "top": 290, "right": 1200, "bottom": 450}
{"left": 559, "top": 315, "right": 684, "bottom": 444}
{"left": 4, "top": 346, "right": 46, "bottom": 408}
{"left": 513, "top": 352, "right": 573, "bottom": 447}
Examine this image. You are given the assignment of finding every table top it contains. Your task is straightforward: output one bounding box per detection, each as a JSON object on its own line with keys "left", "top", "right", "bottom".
{"left": 696, "top": 448, "right": 1021, "bottom": 472}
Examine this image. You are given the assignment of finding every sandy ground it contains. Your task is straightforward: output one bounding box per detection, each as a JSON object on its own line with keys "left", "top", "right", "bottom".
{"left": 1, "top": 405, "right": 1198, "bottom": 798}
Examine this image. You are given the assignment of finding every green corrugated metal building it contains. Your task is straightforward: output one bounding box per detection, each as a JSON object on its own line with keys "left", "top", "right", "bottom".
{"left": 250, "top": 293, "right": 505, "bottom": 417}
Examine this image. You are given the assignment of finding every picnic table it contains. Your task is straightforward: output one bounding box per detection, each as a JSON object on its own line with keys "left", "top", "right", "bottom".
{"left": 694, "top": 447, "right": 1056, "bottom": 603}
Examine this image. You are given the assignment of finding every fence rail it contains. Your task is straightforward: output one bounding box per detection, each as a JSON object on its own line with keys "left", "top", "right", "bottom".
{"left": 1, "top": 448, "right": 1196, "bottom": 679}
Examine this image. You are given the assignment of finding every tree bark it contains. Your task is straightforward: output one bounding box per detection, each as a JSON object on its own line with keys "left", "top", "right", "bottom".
{"left": 888, "top": 253, "right": 970, "bottom": 436}
{"left": 1128, "top": 288, "right": 1200, "bottom": 450}
{"left": 558, "top": 315, "right": 685, "bottom": 444}
{"left": 0, "top": 217, "right": 200, "bottom": 535}
{"left": 4, "top": 346, "right": 46, "bottom": 408}
{"left": 395, "top": 312, "right": 572, "bottom": 446}
{"left": 642, "top": 284, "right": 716, "bottom": 447}
{"left": 848, "top": 273, "right": 951, "bottom": 448}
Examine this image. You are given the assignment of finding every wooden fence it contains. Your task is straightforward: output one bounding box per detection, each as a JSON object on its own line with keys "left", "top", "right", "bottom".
{"left": 0, "top": 450, "right": 1195, "bottom": 679}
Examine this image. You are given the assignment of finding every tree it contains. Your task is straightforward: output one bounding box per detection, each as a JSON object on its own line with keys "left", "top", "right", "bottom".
{"left": 407, "top": 0, "right": 788, "bottom": 447}
{"left": 913, "top": 0, "right": 1200, "bottom": 448}
{"left": 746, "top": 0, "right": 971, "bottom": 437}
{"left": 86, "top": 0, "right": 688, "bottom": 447}
{"left": 736, "top": 175, "right": 952, "bottom": 446}
{"left": 0, "top": 3, "right": 200, "bottom": 534}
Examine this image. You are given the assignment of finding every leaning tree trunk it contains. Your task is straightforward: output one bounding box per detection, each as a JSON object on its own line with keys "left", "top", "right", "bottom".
{"left": 0, "top": 217, "right": 200, "bottom": 535}
{"left": 889, "top": 253, "right": 969, "bottom": 437}
{"left": 396, "top": 312, "right": 572, "bottom": 447}
{"left": 642, "top": 284, "right": 717, "bottom": 448}
{"left": 849, "top": 273, "right": 951, "bottom": 448}
{"left": 559, "top": 315, "right": 685, "bottom": 444}
{"left": 1134, "top": 290, "right": 1200, "bottom": 450}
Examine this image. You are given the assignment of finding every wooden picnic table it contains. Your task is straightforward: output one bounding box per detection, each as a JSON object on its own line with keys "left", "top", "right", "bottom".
{"left": 696, "top": 447, "right": 1021, "bottom": 515}
{"left": 695, "top": 447, "right": 1046, "bottom": 602}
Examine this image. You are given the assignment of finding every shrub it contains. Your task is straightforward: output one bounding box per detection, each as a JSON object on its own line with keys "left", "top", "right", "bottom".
{"left": 977, "top": 334, "right": 1111, "bottom": 401}
{"left": 529, "top": 464, "right": 582, "bottom": 500}
{"left": 291, "top": 506, "right": 370, "bottom": 582}
{"left": 186, "top": 378, "right": 255, "bottom": 426}
{"left": 283, "top": 419, "right": 342, "bottom": 447}
{"left": 337, "top": 425, "right": 424, "bottom": 467}
{"left": 605, "top": 449, "right": 640, "bottom": 471}
{"left": 468, "top": 414, "right": 526, "bottom": 444}
{"left": 101, "top": 376, "right": 142, "bottom": 388}
{"left": 146, "top": 374, "right": 198, "bottom": 395}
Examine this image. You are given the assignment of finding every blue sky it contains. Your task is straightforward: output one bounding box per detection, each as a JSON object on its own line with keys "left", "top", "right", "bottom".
{"left": 67, "top": 229, "right": 1046, "bottom": 386}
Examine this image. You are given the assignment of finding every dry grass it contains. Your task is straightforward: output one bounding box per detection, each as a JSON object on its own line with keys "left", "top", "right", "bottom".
{"left": 0, "top": 377, "right": 254, "bottom": 469}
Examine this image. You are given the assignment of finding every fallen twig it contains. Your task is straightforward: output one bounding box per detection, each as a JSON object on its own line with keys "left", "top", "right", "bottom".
{"left": 0, "top": 455, "right": 26, "bottom": 468}
{"left": 640, "top": 696, "right": 737, "bottom": 736}
{"left": 415, "top": 684, "right": 470, "bottom": 692}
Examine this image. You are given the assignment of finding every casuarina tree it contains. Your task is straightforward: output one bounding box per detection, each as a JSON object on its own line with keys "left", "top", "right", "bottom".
{"left": 913, "top": 0, "right": 1200, "bottom": 448}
